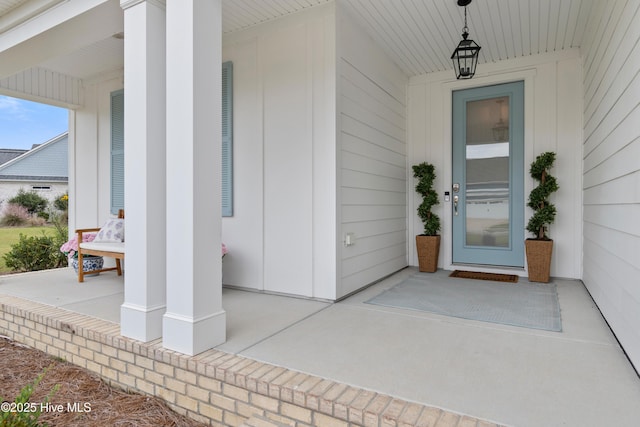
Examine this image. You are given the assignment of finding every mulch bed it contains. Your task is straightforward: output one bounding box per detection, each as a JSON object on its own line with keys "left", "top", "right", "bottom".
{"left": 0, "top": 337, "right": 207, "bottom": 426}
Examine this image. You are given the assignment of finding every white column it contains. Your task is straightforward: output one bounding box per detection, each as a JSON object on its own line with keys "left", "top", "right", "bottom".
{"left": 119, "top": 0, "right": 167, "bottom": 342}
{"left": 163, "top": 0, "right": 226, "bottom": 355}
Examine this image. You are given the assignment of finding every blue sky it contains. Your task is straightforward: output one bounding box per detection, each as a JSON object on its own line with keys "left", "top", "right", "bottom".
{"left": 0, "top": 95, "right": 68, "bottom": 150}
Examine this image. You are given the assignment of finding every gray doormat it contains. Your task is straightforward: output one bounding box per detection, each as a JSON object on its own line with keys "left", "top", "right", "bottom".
{"left": 365, "top": 273, "right": 562, "bottom": 332}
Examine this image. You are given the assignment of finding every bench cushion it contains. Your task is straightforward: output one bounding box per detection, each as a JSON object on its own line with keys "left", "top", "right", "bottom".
{"left": 80, "top": 241, "right": 125, "bottom": 253}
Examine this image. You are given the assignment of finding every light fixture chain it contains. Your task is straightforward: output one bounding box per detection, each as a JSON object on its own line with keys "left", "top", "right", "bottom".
{"left": 463, "top": 6, "right": 468, "bottom": 33}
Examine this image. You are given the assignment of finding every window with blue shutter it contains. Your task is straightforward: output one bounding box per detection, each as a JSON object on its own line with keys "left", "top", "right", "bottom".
{"left": 222, "top": 61, "right": 233, "bottom": 217}
{"left": 109, "top": 62, "right": 231, "bottom": 216}
{"left": 111, "top": 90, "right": 125, "bottom": 215}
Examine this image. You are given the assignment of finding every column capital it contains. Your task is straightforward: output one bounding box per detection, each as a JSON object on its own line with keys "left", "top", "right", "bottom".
{"left": 121, "top": 0, "right": 165, "bottom": 11}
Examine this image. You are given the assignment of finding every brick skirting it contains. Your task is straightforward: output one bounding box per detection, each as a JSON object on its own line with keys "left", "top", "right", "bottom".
{"left": 0, "top": 295, "right": 502, "bottom": 427}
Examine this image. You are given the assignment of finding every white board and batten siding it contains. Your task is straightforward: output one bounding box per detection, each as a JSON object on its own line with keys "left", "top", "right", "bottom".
{"left": 0, "top": 66, "right": 82, "bottom": 108}
{"left": 222, "top": 3, "right": 337, "bottom": 299}
{"left": 337, "top": 4, "right": 408, "bottom": 299}
{"left": 68, "top": 75, "right": 123, "bottom": 234}
{"left": 581, "top": 1, "right": 640, "bottom": 371}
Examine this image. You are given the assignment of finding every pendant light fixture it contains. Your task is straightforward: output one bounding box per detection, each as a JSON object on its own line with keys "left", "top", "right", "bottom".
{"left": 451, "top": 0, "right": 481, "bottom": 79}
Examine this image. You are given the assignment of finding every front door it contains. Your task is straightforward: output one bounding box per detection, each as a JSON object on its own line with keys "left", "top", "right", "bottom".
{"left": 452, "top": 81, "right": 524, "bottom": 267}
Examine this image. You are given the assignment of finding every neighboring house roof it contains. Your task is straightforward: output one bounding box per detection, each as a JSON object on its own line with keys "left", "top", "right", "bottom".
{"left": 0, "top": 133, "right": 68, "bottom": 182}
{"left": 0, "top": 149, "right": 27, "bottom": 166}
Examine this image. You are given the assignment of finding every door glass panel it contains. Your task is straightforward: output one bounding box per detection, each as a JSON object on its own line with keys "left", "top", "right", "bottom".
{"left": 465, "top": 96, "right": 510, "bottom": 247}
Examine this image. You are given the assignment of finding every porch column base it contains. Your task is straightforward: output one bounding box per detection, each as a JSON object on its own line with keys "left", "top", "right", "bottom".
{"left": 162, "top": 310, "right": 226, "bottom": 356}
{"left": 120, "top": 303, "right": 165, "bottom": 342}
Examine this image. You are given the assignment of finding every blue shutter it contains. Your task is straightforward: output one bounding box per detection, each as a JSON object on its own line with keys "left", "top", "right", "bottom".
{"left": 222, "top": 61, "right": 233, "bottom": 217}
{"left": 111, "top": 90, "right": 125, "bottom": 215}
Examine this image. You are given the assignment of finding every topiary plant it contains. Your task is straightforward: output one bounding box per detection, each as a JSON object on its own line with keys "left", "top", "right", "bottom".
{"left": 526, "top": 152, "right": 559, "bottom": 240}
{"left": 412, "top": 162, "right": 440, "bottom": 236}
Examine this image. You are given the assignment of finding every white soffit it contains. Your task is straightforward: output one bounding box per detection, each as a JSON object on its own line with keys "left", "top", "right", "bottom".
{"left": 1, "top": 0, "right": 596, "bottom": 81}
{"left": 38, "top": 35, "right": 123, "bottom": 80}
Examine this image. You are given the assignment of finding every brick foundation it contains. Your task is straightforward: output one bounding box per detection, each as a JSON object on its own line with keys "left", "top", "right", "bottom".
{"left": 0, "top": 296, "right": 502, "bottom": 427}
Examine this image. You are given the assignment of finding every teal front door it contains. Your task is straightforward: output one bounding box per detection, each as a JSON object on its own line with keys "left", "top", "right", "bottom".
{"left": 452, "top": 81, "right": 524, "bottom": 267}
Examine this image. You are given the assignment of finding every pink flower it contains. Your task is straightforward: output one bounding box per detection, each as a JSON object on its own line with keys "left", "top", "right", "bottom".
{"left": 60, "top": 233, "right": 97, "bottom": 258}
{"left": 222, "top": 243, "right": 228, "bottom": 257}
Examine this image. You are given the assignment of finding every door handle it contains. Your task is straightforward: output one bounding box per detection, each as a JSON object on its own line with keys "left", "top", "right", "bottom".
{"left": 453, "top": 195, "right": 459, "bottom": 216}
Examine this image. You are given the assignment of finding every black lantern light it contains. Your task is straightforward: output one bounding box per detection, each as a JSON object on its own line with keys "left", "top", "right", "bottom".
{"left": 451, "top": 0, "right": 481, "bottom": 79}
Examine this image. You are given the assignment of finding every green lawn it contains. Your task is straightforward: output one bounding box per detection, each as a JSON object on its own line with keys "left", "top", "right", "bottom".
{"left": 0, "top": 226, "right": 57, "bottom": 274}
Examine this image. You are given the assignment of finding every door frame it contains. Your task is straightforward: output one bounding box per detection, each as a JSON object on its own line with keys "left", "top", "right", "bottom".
{"left": 439, "top": 70, "right": 536, "bottom": 275}
{"left": 451, "top": 81, "right": 525, "bottom": 267}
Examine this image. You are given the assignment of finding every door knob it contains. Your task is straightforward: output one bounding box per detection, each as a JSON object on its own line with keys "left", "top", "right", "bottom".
{"left": 454, "top": 195, "right": 459, "bottom": 216}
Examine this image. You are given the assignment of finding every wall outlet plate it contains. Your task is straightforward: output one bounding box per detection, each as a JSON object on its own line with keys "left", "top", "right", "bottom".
{"left": 345, "top": 233, "right": 355, "bottom": 246}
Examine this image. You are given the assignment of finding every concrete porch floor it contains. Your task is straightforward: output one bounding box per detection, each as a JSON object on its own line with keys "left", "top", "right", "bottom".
{"left": 1, "top": 267, "right": 639, "bottom": 427}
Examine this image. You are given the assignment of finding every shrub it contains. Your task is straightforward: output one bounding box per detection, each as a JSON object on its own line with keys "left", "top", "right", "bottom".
{"left": 3, "top": 233, "right": 64, "bottom": 272}
{"left": 9, "top": 189, "right": 48, "bottom": 215}
{"left": 57, "top": 210, "right": 68, "bottom": 225}
{"left": 28, "top": 216, "right": 47, "bottom": 227}
{"left": 1, "top": 203, "right": 30, "bottom": 226}
{"left": 50, "top": 213, "right": 69, "bottom": 267}
{"left": 0, "top": 366, "right": 59, "bottom": 427}
{"left": 53, "top": 193, "right": 68, "bottom": 212}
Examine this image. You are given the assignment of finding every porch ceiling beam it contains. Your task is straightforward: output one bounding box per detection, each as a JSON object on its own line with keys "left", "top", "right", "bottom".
{"left": 0, "top": 0, "right": 123, "bottom": 79}
{"left": 0, "top": 0, "right": 66, "bottom": 34}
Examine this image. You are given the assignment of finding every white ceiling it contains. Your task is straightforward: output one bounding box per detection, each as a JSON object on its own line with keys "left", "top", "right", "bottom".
{"left": 6, "top": 0, "right": 595, "bottom": 80}
{"left": 38, "top": 35, "right": 124, "bottom": 81}
{"left": 341, "top": 0, "right": 594, "bottom": 76}
{"left": 221, "top": 0, "right": 332, "bottom": 34}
